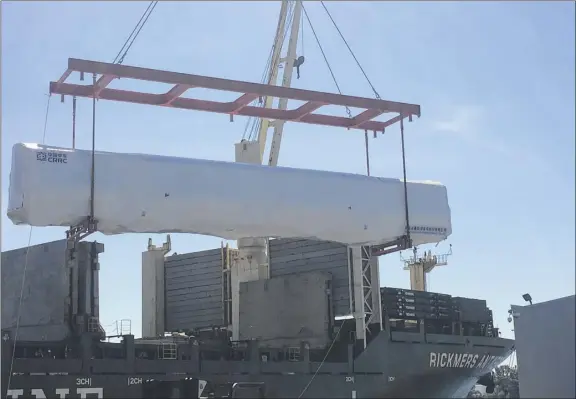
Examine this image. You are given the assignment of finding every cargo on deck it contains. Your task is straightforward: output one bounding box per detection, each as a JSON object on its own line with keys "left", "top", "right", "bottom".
{"left": 8, "top": 143, "right": 452, "bottom": 246}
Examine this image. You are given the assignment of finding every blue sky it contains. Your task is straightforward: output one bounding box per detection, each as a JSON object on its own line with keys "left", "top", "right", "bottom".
{"left": 2, "top": 1, "right": 574, "bottom": 340}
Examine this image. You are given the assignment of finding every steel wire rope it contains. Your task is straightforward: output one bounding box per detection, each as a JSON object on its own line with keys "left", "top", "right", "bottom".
{"left": 112, "top": 2, "right": 154, "bottom": 63}
{"left": 301, "top": 3, "right": 352, "bottom": 119}
{"left": 6, "top": 93, "right": 53, "bottom": 394}
{"left": 241, "top": 46, "right": 275, "bottom": 140}
{"left": 89, "top": 75, "right": 97, "bottom": 220}
{"left": 112, "top": 1, "right": 159, "bottom": 65}
{"left": 319, "top": 1, "right": 381, "bottom": 99}
{"left": 297, "top": 318, "right": 346, "bottom": 398}
{"left": 318, "top": 2, "right": 413, "bottom": 245}
{"left": 399, "top": 118, "right": 412, "bottom": 246}
{"left": 242, "top": 12, "right": 285, "bottom": 140}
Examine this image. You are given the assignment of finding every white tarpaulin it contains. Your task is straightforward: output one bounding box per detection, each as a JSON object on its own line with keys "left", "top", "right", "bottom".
{"left": 8, "top": 143, "right": 452, "bottom": 246}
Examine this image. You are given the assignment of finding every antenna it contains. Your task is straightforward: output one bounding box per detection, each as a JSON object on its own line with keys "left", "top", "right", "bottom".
{"left": 401, "top": 244, "right": 452, "bottom": 291}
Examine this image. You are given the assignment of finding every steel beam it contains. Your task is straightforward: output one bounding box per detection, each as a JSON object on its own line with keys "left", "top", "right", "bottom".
{"left": 49, "top": 58, "right": 421, "bottom": 133}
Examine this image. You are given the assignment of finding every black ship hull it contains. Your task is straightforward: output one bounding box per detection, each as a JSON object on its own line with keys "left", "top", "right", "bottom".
{"left": 3, "top": 333, "right": 513, "bottom": 398}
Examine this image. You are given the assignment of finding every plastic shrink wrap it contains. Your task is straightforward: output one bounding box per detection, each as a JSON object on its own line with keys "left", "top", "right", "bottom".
{"left": 8, "top": 143, "right": 452, "bottom": 246}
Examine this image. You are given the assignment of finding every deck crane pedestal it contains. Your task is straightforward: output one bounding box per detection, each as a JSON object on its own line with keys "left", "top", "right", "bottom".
{"left": 232, "top": 0, "right": 303, "bottom": 341}
{"left": 402, "top": 245, "right": 452, "bottom": 292}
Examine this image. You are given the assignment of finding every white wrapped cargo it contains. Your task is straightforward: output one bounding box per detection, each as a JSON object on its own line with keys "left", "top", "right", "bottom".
{"left": 8, "top": 143, "right": 452, "bottom": 246}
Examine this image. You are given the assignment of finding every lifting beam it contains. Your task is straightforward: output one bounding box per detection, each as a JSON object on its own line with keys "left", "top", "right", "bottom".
{"left": 49, "top": 58, "right": 420, "bottom": 133}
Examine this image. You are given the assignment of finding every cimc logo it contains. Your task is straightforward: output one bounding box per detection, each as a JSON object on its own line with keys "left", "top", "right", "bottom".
{"left": 36, "top": 151, "right": 68, "bottom": 164}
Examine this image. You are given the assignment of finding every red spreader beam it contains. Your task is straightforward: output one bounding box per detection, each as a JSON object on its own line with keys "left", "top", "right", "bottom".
{"left": 50, "top": 58, "right": 421, "bottom": 132}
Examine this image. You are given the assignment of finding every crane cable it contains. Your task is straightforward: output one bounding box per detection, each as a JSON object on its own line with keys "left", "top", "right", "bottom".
{"left": 301, "top": 3, "right": 352, "bottom": 119}
{"left": 6, "top": 94, "right": 53, "bottom": 393}
{"left": 90, "top": 75, "right": 97, "bottom": 221}
{"left": 112, "top": 1, "right": 159, "bottom": 65}
{"left": 242, "top": 45, "right": 275, "bottom": 141}
{"left": 317, "top": 2, "right": 413, "bottom": 245}
{"left": 400, "top": 118, "right": 412, "bottom": 245}
{"left": 299, "top": 7, "right": 305, "bottom": 59}
{"left": 319, "top": 1, "right": 381, "bottom": 100}
{"left": 297, "top": 318, "right": 346, "bottom": 398}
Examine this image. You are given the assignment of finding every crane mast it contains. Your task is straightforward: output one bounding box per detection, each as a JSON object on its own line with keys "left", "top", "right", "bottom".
{"left": 267, "top": 1, "right": 302, "bottom": 167}
{"left": 234, "top": 0, "right": 302, "bottom": 166}
{"left": 402, "top": 246, "right": 452, "bottom": 291}
{"left": 231, "top": 0, "right": 302, "bottom": 340}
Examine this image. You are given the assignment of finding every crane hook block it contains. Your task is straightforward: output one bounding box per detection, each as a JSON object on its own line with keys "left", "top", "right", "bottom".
{"left": 294, "top": 55, "right": 305, "bottom": 79}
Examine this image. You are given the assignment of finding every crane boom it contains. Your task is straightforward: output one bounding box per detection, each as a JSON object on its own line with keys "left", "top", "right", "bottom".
{"left": 255, "top": 0, "right": 289, "bottom": 160}
{"left": 234, "top": 1, "right": 296, "bottom": 165}
{"left": 234, "top": 1, "right": 302, "bottom": 167}
{"left": 267, "top": 0, "right": 302, "bottom": 166}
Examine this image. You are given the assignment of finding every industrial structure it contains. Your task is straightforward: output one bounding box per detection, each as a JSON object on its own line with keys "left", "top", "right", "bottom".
{"left": 401, "top": 245, "right": 452, "bottom": 292}
{"left": 2, "top": 2, "right": 513, "bottom": 398}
